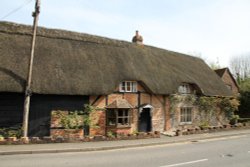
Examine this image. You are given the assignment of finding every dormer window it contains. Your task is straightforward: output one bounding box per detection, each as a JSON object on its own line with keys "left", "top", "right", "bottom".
{"left": 119, "top": 81, "right": 137, "bottom": 92}
{"left": 178, "top": 83, "right": 191, "bottom": 94}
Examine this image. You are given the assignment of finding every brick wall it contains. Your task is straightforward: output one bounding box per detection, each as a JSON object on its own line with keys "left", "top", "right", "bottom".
{"left": 221, "top": 70, "right": 239, "bottom": 95}
{"left": 89, "top": 110, "right": 106, "bottom": 136}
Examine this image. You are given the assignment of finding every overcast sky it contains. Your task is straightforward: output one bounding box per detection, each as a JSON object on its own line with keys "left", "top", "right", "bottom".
{"left": 1, "top": 0, "right": 250, "bottom": 67}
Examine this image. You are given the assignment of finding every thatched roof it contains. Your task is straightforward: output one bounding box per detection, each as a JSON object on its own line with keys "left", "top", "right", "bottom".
{"left": 106, "top": 99, "right": 133, "bottom": 108}
{"left": 0, "top": 22, "right": 232, "bottom": 96}
{"left": 215, "top": 68, "right": 227, "bottom": 77}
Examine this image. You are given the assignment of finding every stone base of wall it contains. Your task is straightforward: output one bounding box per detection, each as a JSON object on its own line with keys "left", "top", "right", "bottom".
{"left": 174, "top": 123, "right": 250, "bottom": 136}
{"left": 0, "top": 131, "right": 161, "bottom": 145}
{"left": 50, "top": 129, "right": 84, "bottom": 139}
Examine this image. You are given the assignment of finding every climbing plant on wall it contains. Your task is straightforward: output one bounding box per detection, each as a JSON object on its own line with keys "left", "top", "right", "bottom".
{"left": 169, "top": 94, "right": 196, "bottom": 113}
{"left": 170, "top": 95, "right": 239, "bottom": 122}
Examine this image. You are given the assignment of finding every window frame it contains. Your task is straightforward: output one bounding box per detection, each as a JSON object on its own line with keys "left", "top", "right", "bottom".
{"left": 107, "top": 109, "right": 131, "bottom": 128}
{"left": 180, "top": 107, "right": 192, "bottom": 124}
{"left": 178, "top": 83, "right": 191, "bottom": 94}
{"left": 119, "top": 81, "right": 137, "bottom": 92}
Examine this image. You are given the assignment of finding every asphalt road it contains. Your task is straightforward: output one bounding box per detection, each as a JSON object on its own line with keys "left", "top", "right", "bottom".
{"left": 1, "top": 134, "right": 250, "bottom": 167}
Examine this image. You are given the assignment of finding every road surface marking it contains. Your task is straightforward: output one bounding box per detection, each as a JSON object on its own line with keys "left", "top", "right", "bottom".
{"left": 198, "top": 135, "right": 247, "bottom": 142}
{"left": 160, "top": 159, "right": 208, "bottom": 167}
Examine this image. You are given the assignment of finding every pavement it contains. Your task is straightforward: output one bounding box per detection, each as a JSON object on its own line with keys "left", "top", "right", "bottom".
{"left": 0, "top": 129, "right": 250, "bottom": 155}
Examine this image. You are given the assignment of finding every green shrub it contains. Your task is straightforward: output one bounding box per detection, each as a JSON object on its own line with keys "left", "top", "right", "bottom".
{"left": 0, "top": 125, "right": 22, "bottom": 138}
{"left": 238, "top": 118, "right": 250, "bottom": 123}
{"left": 107, "top": 131, "right": 115, "bottom": 138}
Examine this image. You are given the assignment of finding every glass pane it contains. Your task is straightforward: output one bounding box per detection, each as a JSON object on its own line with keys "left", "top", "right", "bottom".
{"left": 120, "top": 82, "right": 126, "bottom": 92}
{"left": 178, "top": 85, "right": 183, "bottom": 93}
{"left": 118, "top": 109, "right": 123, "bottom": 117}
{"left": 132, "top": 82, "right": 137, "bottom": 92}
{"left": 118, "top": 118, "right": 123, "bottom": 124}
{"left": 181, "top": 115, "right": 184, "bottom": 122}
{"left": 183, "top": 85, "right": 188, "bottom": 93}
{"left": 107, "top": 110, "right": 116, "bottom": 117}
{"left": 124, "top": 110, "right": 128, "bottom": 116}
{"left": 127, "top": 82, "right": 131, "bottom": 91}
{"left": 124, "top": 118, "right": 128, "bottom": 125}
{"left": 187, "top": 115, "right": 191, "bottom": 122}
{"left": 107, "top": 118, "right": 116, "bottom": 126}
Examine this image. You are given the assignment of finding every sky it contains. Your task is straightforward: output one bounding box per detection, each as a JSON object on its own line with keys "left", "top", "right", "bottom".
{"left": 1, "top": 0, "right": 250, "bottom": 67}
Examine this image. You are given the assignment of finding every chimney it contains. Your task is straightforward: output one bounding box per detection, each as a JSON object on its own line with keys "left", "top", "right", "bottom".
{"left": 132, "top": 30, "right": 143, "bottom": 45}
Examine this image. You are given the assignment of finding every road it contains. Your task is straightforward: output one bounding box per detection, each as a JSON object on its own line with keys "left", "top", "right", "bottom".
{"left": 0, "top": 134, "right": 250, "bottom": 167}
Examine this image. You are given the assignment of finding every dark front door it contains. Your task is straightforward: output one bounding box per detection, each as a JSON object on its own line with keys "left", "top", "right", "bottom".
{"left": 139, "top": 108, "right": 152, "bottom": 132}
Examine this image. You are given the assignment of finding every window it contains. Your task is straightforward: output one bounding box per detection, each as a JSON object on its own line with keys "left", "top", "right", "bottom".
{"left": 117, "top": 109, "right": 130, "bottom": 126}
{"left": 106, "top": 110, "right": 116, "bottom": 126}
{"left": 180, "top": 107, "right": 192, "bottom": 123}
{"left": 119, "top": 81, "right": 137, "bottom": 92}
{"left": 226, "top": 84, "right": 232, "bottom": 90}
{"left": 107, "top": 109, "right": 131, "bottom": 127}
{"left": 178, "top": 83, "right": 191, "bottom": 94}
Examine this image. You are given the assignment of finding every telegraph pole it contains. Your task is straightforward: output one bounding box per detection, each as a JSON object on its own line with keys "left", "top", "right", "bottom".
{"left": 22, "top": 0, "right": 41, "bottom": 137}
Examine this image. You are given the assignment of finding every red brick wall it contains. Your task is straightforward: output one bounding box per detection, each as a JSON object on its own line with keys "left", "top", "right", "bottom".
{"left": 221, "top": 70, "right": 239, "bottom": 95}
{"left": 89, "top": 110, "right": 106, "bottom": 136}
{"left": 50, "top": 129, "right": 83, "bottom": 139}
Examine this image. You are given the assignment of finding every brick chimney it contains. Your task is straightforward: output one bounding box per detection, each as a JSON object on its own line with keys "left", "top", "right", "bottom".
{"left": 132, "top": 30, "right": 143, "bottom": 45}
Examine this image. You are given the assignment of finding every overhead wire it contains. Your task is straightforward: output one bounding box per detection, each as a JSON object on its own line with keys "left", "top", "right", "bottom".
{"left": 1, "top": 0, "right": 33, "bottom": 20}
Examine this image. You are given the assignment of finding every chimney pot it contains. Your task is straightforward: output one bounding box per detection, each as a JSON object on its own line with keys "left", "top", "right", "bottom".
{"left": 132, "top": 30, "right": 143, "bottom": 45}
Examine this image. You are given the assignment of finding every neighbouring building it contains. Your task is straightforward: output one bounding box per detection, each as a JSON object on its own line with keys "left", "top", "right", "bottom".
{"left": 215, "top": 68, "right": 240, "bottom": 96}
{"left": 0, "top": 22, "right": 236, "bottom": 137}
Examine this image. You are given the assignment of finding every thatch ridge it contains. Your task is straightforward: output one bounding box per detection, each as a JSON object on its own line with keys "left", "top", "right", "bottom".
{"left": 0, "top": 21, "right": 232, "bottom": 96}
{"left": 0, "top": 21, "right": 131, "bottom": 48}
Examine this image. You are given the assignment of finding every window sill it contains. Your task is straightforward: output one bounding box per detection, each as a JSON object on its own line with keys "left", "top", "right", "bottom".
{"left": 118, "top": 91, "right": 138, "bottom": 93}
{"left": 106, "top": 125, "right": 131, "bottom": 129}
{"left": 179, "top": 122, "right": 192, "bottom": 125}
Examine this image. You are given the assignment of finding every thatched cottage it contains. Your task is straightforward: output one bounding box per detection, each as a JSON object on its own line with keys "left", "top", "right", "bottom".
{"left": 0, "top": 22, "right": 235, "bottom": 137}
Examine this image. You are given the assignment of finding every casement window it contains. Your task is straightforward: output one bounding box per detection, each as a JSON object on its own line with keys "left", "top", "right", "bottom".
{"left": 180, "top": 107, "right": 192, "bottom": 123}
{"left": 119, "top": 81, "right": 137, "bottom": 92}
{"left": 178, "top": 83, "right": 191, "bottom": 94}
{"left": 107, "top": 109, "right": 131, "bottom": 127}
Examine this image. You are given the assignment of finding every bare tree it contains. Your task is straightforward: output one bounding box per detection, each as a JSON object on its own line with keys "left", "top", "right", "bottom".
{"left": 230, "top": 54, "right": 250, "bottom": 81}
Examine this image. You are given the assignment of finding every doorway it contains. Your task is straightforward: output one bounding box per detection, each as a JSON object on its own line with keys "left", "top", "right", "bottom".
{"left": 139, "top": 108, "right": 152, "bottom": 132}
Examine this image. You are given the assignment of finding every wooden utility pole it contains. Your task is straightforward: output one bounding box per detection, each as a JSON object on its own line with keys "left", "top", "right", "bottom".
{"left": 22, "top": 0, "right": 41, "bottom": 137}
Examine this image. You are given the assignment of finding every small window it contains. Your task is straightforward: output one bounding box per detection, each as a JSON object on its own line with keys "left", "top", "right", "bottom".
{"left": 226, "top": 85, "right": 232, "bottom": 90}
{"left": 107, "top": 109, "right": 131, "bottom": 127}
{"left": 178, "top": 83, "right": 191, "bottom": 94}
{"left": 180, "top": 107, "right": 192, "bottom": 123}
{"left": 119, "top": 81, "right": 137, "bottom": 92}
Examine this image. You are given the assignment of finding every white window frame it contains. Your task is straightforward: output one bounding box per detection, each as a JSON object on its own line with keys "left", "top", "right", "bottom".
{"left": 119, "top": 81, "right": 137, "bottom": 92}
{"left": 180, "top": 107, "right": 192, "bottom": 124}
{"left": 178, "top": 83, "right": 191, "bottom": 94}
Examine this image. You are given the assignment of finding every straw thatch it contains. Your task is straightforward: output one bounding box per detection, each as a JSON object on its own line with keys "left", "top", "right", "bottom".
{"left": 106, "top": 99, "right": 133, "bottom": 108}
{"left": 0, "top": 22, "right": 232, "bottom": 96}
